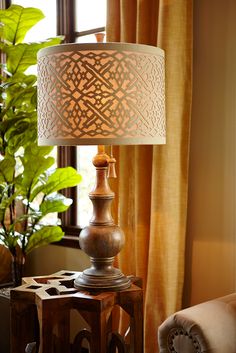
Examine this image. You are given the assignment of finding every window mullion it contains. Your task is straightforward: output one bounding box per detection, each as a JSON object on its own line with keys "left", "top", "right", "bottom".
{"left": 0, "top": 0, "right": 11, "bottom": 9}
{"left": 56, "top": 0, "right": 76, "bottom": 43}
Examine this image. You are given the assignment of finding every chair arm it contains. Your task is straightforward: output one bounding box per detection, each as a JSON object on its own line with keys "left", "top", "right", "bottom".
{"left": 158, "top": 293, "right": 236, "bottom": 353}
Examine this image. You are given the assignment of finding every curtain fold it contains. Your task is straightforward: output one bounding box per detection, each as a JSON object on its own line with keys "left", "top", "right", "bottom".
{"left": 107, "top": 1, "right": 192, "bottom": 352}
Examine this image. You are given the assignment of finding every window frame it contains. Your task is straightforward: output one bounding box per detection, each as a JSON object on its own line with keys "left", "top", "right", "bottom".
{"left": 0, "top": 0, "right": 10, "bottom": 9}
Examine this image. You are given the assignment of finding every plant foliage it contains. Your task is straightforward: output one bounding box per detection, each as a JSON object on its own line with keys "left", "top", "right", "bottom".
{"left": 0, "top": 5, "right": 82, "bottom": 262}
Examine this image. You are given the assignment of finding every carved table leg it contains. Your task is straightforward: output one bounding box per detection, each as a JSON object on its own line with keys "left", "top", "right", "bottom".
{"left": 36, "top": 295, "right": 71, "bottom": 353}
{"left": 118, "top": 286, "right": 144, "bottom": 353}
{"left": 10, "top": 291, "right": 38, "bottom": 353}
{"left": 90, "top": 309, "right": 111, "bottom": 353}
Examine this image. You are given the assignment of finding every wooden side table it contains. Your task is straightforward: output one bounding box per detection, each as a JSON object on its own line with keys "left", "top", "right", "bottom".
{"left": 10, "top": 271, "right": 143, "bottom": 353}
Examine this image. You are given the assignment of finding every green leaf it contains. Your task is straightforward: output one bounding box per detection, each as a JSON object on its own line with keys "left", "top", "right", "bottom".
{"left": 25, "top": 226, "right": 63, "bottom": 254}
{"left": 4, "top": 112, "right": 38, "bottom": 154}
{"left": 30, "top": 167, "right": 82, "bottom": 201}
{"left": 6, "top": 131, "right": 37, "bottom": 155}
{"left": 0, "top": 155, "right": 15, "bottom": 182}
{"left": 24, "top": 144, "right": 53, "bottom": 160}
{"left": 0, "top": 5, "right": 44, "bottom": 44}
{"left": 0, "top": 187, "right": 19, "bottom": 223}
{"left": 21, "top": 155, "right": 55, "bottom": 192}
{"left": 1, "top": 72, "right": 36, "bottom": 88}
{"left": 2, "top": 82, "right": 37, "bottom": 109}
{"left": 40, "top": 194, "right": 72, "bottom": 216}
{"left": 2, "top": 233, "right": 19, "bottom": 249}
{"left": 4, "top": 37, "right": 63, "bottom": 74}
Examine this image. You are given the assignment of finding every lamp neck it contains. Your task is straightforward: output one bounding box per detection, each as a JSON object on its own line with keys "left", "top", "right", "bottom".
{"left": 89, "top": 147, "right": 114, "bottom": 225}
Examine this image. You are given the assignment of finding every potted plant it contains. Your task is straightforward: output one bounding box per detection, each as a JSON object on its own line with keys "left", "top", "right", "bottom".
{"left": 0, "top": 4, "right": 82, "bottom": 287}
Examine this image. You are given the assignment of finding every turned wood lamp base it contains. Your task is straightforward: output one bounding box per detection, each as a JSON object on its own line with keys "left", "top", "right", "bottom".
{"left": 74, "top": 263, "right": 131, "bottom": 291}
{"left": 75, "top": 146, "right": 131, "bottom": 292}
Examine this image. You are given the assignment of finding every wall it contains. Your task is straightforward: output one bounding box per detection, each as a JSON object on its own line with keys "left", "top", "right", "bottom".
{"left": 26, "top": 245, "right": 90, "bottom": 276}
{"left": 183, "top": 0, "right": 236, "bottom": 306}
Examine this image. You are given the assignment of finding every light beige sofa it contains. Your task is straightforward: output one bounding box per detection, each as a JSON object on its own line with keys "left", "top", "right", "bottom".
{"left": 158, "top": 293, "right": 236, "bottom": 353}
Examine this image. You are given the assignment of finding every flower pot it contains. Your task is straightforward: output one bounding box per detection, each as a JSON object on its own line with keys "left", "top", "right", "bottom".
{"left": 11, "top": 255, "right": 25, "bottom": 287}
{"left": 0, "top": 245, "right": 12, "bottom": 284}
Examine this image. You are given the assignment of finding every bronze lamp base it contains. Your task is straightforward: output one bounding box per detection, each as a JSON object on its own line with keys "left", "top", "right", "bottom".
{"left": 74, "top": 146, "right": 131, "bottom": 292}
{"left": 74, "top": 261, "right": 131, "bottom": 291}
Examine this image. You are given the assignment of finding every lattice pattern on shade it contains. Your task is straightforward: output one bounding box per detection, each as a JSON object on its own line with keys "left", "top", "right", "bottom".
{"left": 37, "top": 43, "right": 165, "bottom": 145}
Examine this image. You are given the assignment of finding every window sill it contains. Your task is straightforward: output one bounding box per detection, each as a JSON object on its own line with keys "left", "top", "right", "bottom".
{"left": 53, "top": 225, "right": 82, "bottom": 249}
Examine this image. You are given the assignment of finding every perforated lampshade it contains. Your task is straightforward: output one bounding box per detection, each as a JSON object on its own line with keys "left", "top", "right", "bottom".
{"left": 37, "top": 42, "right": 165, "bottom": 146}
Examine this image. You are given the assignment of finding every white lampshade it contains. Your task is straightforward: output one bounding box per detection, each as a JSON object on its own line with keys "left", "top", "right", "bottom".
{"left": 37, "top": 42, "right": 165, "bottom": 146}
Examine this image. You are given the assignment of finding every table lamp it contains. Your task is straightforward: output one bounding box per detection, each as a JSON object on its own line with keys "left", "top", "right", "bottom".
{"left": 37, "top": 42, "right": 165, "bottom": 291}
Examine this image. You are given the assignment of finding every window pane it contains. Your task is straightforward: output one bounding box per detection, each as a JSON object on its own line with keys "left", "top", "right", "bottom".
{"left": 77, "top": 146, "right": 97, "bottom": 227}
{"left": 75, "top": 0, "right": 106, "bottom": 32}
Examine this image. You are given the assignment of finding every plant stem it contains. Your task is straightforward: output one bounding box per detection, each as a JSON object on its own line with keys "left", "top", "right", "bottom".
{"left": 22, "top": 182, "right": 32, "bottom": 254}
{"left": 9, "top": 185, "right": 15, "bottom": 225}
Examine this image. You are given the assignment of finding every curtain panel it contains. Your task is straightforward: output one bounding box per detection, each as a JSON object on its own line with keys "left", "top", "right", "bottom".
{"left": 106, "top": 0, "right": 193, "bottom": 352}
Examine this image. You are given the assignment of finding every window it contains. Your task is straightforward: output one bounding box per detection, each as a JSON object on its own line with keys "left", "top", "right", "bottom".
{"left": 57, "top": 0, "right": 107, "bottom": 235}
{"left": 2, "top": 0, "right": 107, "bottom": 246}
{"left": 75, "top": 0, "right": 106, "bottom": 43}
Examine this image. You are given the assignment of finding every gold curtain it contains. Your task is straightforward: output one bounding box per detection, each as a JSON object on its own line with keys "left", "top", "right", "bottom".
{"left": 106, "top": 0, "right": 192, "bottom": 352}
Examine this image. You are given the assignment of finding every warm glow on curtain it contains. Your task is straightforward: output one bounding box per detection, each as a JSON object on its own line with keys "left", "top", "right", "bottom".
{"left": 106, "top": 0, "right": 193, "bottom": 352}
